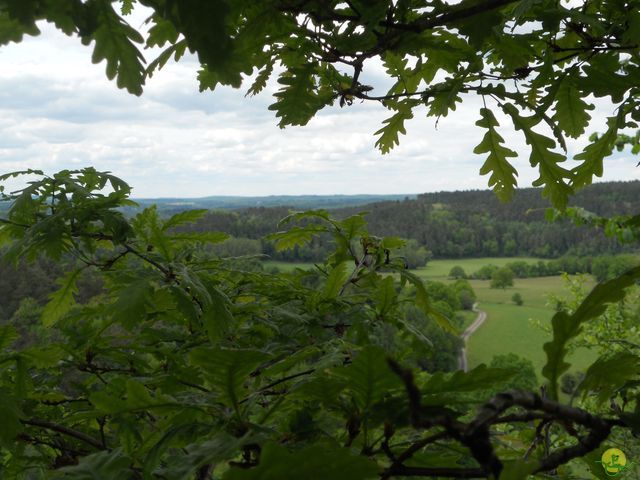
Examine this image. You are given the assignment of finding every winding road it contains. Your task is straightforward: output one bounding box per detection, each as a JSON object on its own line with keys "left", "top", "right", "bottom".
{"left": 457, "top": 305, "right": 487, "bottom": 372}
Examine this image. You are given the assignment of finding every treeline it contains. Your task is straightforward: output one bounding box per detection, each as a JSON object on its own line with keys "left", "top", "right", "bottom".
{"left": 0, "top": 254, "right": 102, "bottom": 325}
{"left": 453, "top": 255, "right": 637, "bottom": 282}
{"left": 177, "top": 181, "right": 640, "bottom": 261}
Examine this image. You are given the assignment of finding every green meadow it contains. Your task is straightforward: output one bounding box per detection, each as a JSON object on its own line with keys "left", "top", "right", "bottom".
{"left": 415, "top": 257, "right": 542, "bottom": 279}
{"left": 264, "top": 260, "right": 314, "bottom": 272}
{"left": 415, "top": 259, "right": 599, "bottom": 374}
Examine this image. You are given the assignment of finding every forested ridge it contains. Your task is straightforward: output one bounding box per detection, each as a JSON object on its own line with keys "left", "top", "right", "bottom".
{"left": 179, "top": 180, "right": 640, "bottom": 261}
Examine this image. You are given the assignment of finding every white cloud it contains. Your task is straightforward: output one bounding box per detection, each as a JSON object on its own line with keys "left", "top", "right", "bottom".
{"left": 0, "top": 18, "right": 638, "bottom": 199}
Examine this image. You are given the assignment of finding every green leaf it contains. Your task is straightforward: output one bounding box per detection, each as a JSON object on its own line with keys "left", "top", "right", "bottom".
{"left": 189, "top": 347, "right": 271, "bottom": 416}
{"left": 502, "top": 102, "right": 571, "bottom": 208}
{"left": 175, "top": 1, "right": 238, "bottom": 86}
{"left": 552, "top": 77, "right": 593, "bottom": 138}
{"left": 119, "top": 0, "right": 134, "bottom": 15}
{"left": 0, "top": 325, "right": 18, "bottom": 351}
{"left": 374, "top": 276, "right": 397, "bottom": 316}
{"left": 146, "top": 40, "right": 188, "bottom": 76}
{"left": 375, "top": 103, "right": 414, "bottom": 154}
{"left": 399, "top": 317, "right": 433, "bottom": 348}
{"left": 162, "top": 209, "right": 208, "bottom": 230}
{"left": 20, "top": 345, "right": 67, "bottom": 368}
{"left": 42, "top": 269, "right": 82, "bottom": 327}
{"left": 246, "top": 61, "right": 273, "bottom": 97}
{"left": 337, "top": 214, "right": 367, "bottom": 240}
{"left": 291, "top": 374, "right": 348, "bottom": 406}
{"left": 474, "top": 108, "right": 518, "bottom": 201}
{"left": 143, "top": 423, "right": 208, "bottom": 479}
{"left": 400, "top": 270, "right": 458, "bottom": 335}
{"left": 89, "top": 380, "right": 174, "bottom": 415}
{"left": 89, "top": 3, "right": 145, "bottom": 95}
{"left": 224, "top": 442, "right": 378, "bottom": 480}
{"left": 349, "top": 0, "right": 387, "bottom": 28}
{"left": 580, "top": 54, "right": 634, "bottom": 103}
{"left": 334, "top": 346, "right": 402, "bottom": 413}
{"left": 197, "top": 64, "right": 243, "bottom": 91}
{"left": 53, "top": 449, "right": 131, "bottom": 479}
{"left": 421, "top": 365, "right": 516, "bottom": 405}
{"left": 499, "top": 459, "right": 538, "bottom": 480}
{"left": 0, "top": 390, "right": 22, "bottom": 447}
{"left": 157, "top": 432, "right": 247, "bottom": 480}
{"left": 572, "top": 115, "right": 621, "bottom": 189}
{"left": 427, "top": 79, "right": 463, "bottom": 117}
{"left": 542, "top": 265, "right": 640, "bottom": 400}
{"left": 266, "top": 225, "right": 327, "bottom": 251}
{"left": 269, "top": 66, "right": 327, "bottom": 127}
{"left": 380, "top": 236, "right": 405, "bottom": 250}
{"left": 453, "top": 2, "right": 504, "bottom": 48}
{"left": 581, "top": 450, "right": 613, "bottom": 480}
{"left": 410, "top": 31, "right": 473, "bottom": 82}
{"left": 110, "top": 275, "right": 153, "bottom": 330}
{"left": 384, "top": 52, "right": 420, "bottom": 96}
{"left": 322, "top": 260, "right": 352, "bottom": 299}
{"left": 0, "top": 11, "right": 39, "bottom": 45}
{"left": 577, "top": 352, "right": 640, "bottom": 405}
{"left": 202, "top": 286, "right": 234, "bottom": 342}
{"left": 125, "top": 379, "right": 154, "bottom": 409}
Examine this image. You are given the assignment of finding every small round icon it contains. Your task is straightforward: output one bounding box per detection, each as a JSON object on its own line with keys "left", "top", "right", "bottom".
{"left": 598, "top": 448, "right": 627, "bottom": 477}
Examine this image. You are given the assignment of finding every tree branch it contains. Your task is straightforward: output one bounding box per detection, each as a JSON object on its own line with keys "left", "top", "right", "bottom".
{"left": 388, "top": 359, "right": 626, "bottom": 478}
{"left": 380, "top": 0, "right": 518, "bottom": 33}
{"left": 22, "top": 418, "right": 104, "bottom": 450}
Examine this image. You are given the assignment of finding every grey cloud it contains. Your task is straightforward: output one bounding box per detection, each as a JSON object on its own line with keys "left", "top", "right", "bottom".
{"left": 1, "top": 26, "right": 638, "bottom": 197}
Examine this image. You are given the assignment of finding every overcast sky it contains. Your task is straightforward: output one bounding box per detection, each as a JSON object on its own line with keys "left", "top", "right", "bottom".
{"left": 0, "top": 15, "right": 638, "bottom": 198}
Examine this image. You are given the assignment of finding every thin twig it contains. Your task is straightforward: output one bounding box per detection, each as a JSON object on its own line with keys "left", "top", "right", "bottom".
{"left": 239, "top": 369, "right": 316, "bottom": 404}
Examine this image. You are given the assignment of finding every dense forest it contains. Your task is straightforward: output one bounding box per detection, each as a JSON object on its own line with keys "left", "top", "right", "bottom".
{"left": 177, "top": 180, "right": 640, "bottom": 261}
{"left": 3, "top": 180, "right": 637, "bottom": 322}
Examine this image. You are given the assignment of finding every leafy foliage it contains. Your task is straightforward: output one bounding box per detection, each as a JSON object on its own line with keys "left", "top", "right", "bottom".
{"left": 224, "top": 443, "right": 378, "bottom": 480}
{"left": 474, "top": 108, "right": 518, "bottom": 202}
{"left": 542, "top": 265, "right": 640, "bottom": 400}
{"left": 490, "top": 267, "right": 514, "bottom": 289}
{"left": 1, "top": 169, "right": 636, "bottom": 478}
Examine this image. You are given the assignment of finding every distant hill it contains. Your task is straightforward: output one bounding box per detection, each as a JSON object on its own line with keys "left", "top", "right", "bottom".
{"left": 175, "top": 180, "right": 640, "bottom": 260}
{"left": 127, "top": 194, "right": 417, "bottom": 214}
{"left": 3, "top": 181, "right": 639, "bottom": 259}
{"left": 333, "top": 180, "right": 640, "bottom": 258}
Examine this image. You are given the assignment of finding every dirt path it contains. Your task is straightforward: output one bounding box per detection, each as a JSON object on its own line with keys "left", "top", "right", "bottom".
{"left": 457, "top": 305, "right": 487, "bottom": 372}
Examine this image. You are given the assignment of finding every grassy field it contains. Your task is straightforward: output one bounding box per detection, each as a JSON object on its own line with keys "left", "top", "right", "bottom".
{"left": 467, "top": 275, "right": 595, "bottom": 309}
{"left": 265, "top": 258, "right": 600, "bottom": 374}
{"left": 466, "top": 301, "right": 597, "bottom": 374}
{"left": 264, "top": 261, "right": 314, "bottom": 272}
{"left": 414, "top": 259, "right": 599, "bottom": 373}
{"left": 415, "top": 257, "right": 542, "bottom": 279}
